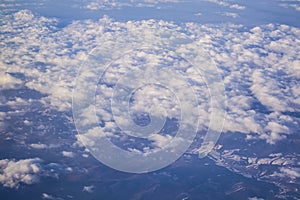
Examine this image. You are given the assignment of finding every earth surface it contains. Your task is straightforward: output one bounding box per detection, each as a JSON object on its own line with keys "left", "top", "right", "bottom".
{"left": 0, "top": 0, "right": 300, "bottom": 200}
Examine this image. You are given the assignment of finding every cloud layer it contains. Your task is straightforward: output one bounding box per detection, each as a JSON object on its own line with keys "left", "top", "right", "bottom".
{"left": 0, "top": 9, "right": 299, "bottom": 191}
{"left": 1, "top": 10, "right": 299, "bottom": 147}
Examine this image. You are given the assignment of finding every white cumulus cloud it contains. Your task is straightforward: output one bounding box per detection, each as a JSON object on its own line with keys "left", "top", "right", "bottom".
{"left": 0, "top": 158, "right": 43, "bottom": 188}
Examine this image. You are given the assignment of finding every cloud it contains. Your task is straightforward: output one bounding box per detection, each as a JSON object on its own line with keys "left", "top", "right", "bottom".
{"left": 0, "top": 72, "right": 22, "bottom": 90}
{"left": 30, "top": 143, "right": 48, "bottom": 149}
{"left": 250, "top": 70, "right": 287, "bottom": 112}
{"left": 13, "top": 9, "right": 34, "bottom": 21}
{"left": 0, "top": 158, "right": 43, "bottom": 188}
{"left": 149, "top": 134, "right": 174, "bottom": 148}
{"left": 201, "top": 0, "right": 245, "bottom": 10}
{"left": 83, "top": 185, "right": 95, "bottom": 193}
{"left": 83, "top": 0, "right": 182, "bottom": 10}
{"left": 229, "top": 4, "right": 245, "bottom": 10}
{"left": 61, "top": 151, "right": 75, "bottom": 158}
{"left": 279, "top": 1, "right": 300, "bottom": 12}
{"left": 260, "top": 121, "right": 289, "bottom": 144}
{"left": 248, "top": 197, "right": 265, "bottom": 200}
{"left": 280, "top": 167, "right": 300, "bottom": 179}
{"left": 30, "top": 143, "right": 60, "bottom": 149}
{"left": 42, "top": 193, "right": 64, "bottom": 200}
{"left": 221, "top": 12, "right": 239, "bottom": 18}
{"left": 84, "top": 0, "right": 126, "bottom": 10}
